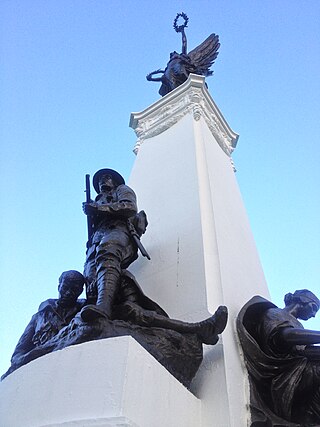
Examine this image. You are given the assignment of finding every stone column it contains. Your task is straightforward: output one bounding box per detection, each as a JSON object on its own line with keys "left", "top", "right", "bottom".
{"left": 129, "top": 74, "right": 270, "bottom": 426}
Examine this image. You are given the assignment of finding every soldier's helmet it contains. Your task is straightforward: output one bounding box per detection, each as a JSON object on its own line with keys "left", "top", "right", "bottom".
{"left": 93, "top": 168, "right": 125, "bottom": 193}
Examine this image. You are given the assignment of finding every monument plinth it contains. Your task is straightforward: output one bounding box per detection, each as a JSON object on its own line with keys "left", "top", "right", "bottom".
{"left": 0, "top": 337, "right": 200, "bottom": 427}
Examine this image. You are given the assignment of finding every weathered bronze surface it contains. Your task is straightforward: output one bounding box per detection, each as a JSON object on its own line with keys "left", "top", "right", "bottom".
{"left": 237, "top": 290, "right": 320, "bottom": 426}
{"left": 81, "top": 168, "right": 143, "bottom": 322}
{"left": 3, "top": 169, "right": 228, "bottom": 387}
{"left": 2, "top": 271, "right": 86, "bottom": 379}
{"left": 146, "top": 12, "right": 220, "bottom": 96}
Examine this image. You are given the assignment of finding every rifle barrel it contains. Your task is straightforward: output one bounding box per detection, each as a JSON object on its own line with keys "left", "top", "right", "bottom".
{"left": 85, "top": 174, "right": 93, "bottom": 244}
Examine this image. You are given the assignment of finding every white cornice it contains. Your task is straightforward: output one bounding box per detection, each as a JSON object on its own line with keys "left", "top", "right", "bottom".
{"left": 130, "top": 74, "right": 239, "bottom": 159}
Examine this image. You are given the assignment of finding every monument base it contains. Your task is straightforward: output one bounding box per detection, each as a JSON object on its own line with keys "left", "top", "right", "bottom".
{"left": 0, "top": 337, "right": 200, "bottom": 427}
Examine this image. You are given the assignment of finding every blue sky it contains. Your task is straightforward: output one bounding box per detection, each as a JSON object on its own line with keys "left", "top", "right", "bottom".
{"left": 1, "top": 0, "right": 319, "bottom": 375}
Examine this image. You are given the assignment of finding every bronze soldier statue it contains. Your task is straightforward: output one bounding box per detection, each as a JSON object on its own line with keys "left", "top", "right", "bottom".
{"left": 81, "top": 168, "right": 147, "bottom": 322}
{"left": 2, "top": 270, "right": 85, "bottom": 378}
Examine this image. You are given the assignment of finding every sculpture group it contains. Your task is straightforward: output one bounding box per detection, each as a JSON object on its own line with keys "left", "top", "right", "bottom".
{"left": 2, "top": 168, "right": 228, "bottom": 387}
{"left": 4, "top": 167, "right": 320, "bottom": 424}
{"left": 4, "top": 168, "right": 319, "bottom": 425}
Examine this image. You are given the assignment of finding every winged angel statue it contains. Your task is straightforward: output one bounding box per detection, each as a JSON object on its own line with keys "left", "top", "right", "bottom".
{"left": 146, "top": 13, "right": 220, "bottom": 96}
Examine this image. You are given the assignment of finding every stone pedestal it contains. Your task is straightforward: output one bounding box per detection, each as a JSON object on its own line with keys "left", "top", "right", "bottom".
{"left": 128, "top": 74, "right": 270, "bottom": 426}
{"left": 0, "top": 337, "right": 200, "bottom": 427}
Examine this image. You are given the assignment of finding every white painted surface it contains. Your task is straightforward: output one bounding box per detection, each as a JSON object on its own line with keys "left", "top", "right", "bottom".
{"left": 130, "top": 113, "right": 209, "bottom": 321}
{"left": 129, "top": 74, "right": 270, "bottom": 426}
{"left": 0, "top": 337, "right": 200, "bottom": 427}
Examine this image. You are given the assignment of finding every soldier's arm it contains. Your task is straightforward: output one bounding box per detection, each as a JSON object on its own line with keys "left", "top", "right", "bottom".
{"left": 96, "top": 185, "right": 138, "bottom": 217}
{"left": 83, "top": 201, "right": 99, "bottom": 215}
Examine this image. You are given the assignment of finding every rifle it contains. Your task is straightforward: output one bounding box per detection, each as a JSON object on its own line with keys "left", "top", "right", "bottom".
{"left": 85, "top": 174, "right": 94, "bottom": 247}
{"left": 127, "top": 217, "right": 151, "bottom": 260}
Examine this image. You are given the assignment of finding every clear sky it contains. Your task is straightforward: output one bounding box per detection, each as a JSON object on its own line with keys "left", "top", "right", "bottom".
{"left": 1, "top": 0, "right": 319, "bottom": 375}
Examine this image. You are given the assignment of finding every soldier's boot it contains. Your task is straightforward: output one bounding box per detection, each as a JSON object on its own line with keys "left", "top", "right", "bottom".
{"left": 194, "top": 306, "right": 228, "bottom": 344}
{"left": 119, "top": 302, "right": 228, "bottom": 345}
{"left": 81, "top": 255, "right": 121, "bottom": 322}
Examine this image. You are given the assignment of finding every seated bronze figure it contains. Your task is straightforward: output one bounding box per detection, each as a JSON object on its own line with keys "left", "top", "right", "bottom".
{"left": 237, "top": 290, "right": 320, "bottom": 426}
{"left": 2, "top": 271, "right": 86, "bottom": 379}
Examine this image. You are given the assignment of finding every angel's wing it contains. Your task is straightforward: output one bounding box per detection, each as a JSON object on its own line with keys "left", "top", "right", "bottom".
{"left": 188, "top": 34, "right": 220, "bottom": 76}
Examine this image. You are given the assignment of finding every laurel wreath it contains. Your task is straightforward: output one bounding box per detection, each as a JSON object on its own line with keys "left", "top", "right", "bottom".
{"left": 173, "top": 12, "right": 189, "bottom": 33}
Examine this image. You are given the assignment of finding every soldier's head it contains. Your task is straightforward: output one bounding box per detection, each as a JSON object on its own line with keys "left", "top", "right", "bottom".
{"left": 98, "top": 174, "right": 116, "bottom": 192}
{"left": 284, "top": 289, "right": 320, "bottom": 320}
{"left": 58, "top": 270, "right": 85, "bottom": 306}
{"left": 93, "top": 169, "right": 125, "bottom": 194}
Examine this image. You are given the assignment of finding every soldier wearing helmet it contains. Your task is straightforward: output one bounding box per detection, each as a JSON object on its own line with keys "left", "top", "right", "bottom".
{"left": 81, "top": 169, "right": 145, "bottom": 322}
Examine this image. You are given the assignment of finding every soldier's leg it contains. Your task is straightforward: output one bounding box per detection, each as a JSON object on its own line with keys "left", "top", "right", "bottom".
{"left": 83, "top": 248, "right": 97, "bottom": 304}
{"left": 81, "top": 231, "right": 135, "bottom": 322}
{"left": 117, "top": 301, "right": 228, "bottom": 345}
{"left": 81, "top": 246, "right": 122, "bottom": 321}
{"left": 95, "top": 250, "right": 122, "bottom": 318}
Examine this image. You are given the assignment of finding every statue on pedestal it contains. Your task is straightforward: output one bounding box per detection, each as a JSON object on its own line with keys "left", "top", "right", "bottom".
{"left": 81, "top": 168, "right": 148, "bottom": 322}
{"left": 146, "top": 12, "right": 220, "bottom": 96}
{"left": 2, "top": 168, "right": 228, "bottom": 388}
{"left": 237, "top": 290, "right": 320, "bottom": 426}
{"left": 79, "top": 168, "right": 228, "bottom": 386}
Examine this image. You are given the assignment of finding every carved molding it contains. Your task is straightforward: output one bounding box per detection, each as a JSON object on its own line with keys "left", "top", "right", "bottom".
{"left": 130, "top": 74, "right": 239, "bottom": 164}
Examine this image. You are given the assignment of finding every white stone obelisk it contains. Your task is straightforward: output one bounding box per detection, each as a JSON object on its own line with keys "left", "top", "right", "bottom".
{"left": 129, "top": 74, "right": 270, "bottom": 426}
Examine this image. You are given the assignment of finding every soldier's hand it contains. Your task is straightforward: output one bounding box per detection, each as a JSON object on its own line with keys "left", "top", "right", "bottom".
{"left": 82, "top": 202, "right": 97, "bottom": 215}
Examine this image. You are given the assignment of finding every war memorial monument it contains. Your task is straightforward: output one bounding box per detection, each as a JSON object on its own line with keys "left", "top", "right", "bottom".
{"left": 1, "top": 13, "right": 320, "bottom": 427}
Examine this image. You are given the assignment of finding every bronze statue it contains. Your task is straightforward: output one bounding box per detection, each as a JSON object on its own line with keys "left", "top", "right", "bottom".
{"left": 2, "top": 169, "right": 228, "bottom": 387}
{"left": 2, "top": 271, "right": 85, "bottom": 379}
{"left": 81, "top": 168, "right": 148, "bottom": 322}
{"left": 237, "top": 290, "right": 320, "bottom": 426}
{"left": 3, "top": 267, "right": 228, "bottom": 386}
{"left": 146, "top": 12, "right": 220, "bottom": 96}
{"left": 114, "top": 270, "right": 228, "bottom": 346}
